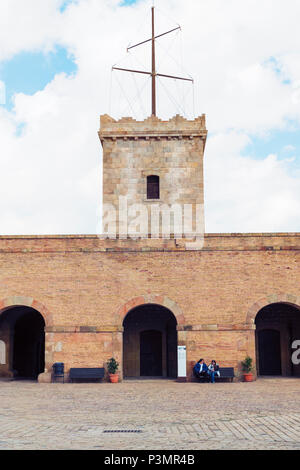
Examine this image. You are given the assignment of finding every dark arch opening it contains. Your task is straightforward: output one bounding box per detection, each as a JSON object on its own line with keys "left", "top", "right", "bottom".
{"left": 123, "top": 304, "right": 177, "bottom": 378}
{"left": 140, "top": 330, "right": 162, "bottom": 376}
{"left": 0, "top": 306, "right": 45, "bottom": 380}
{"left": 255, "top": 303, "right": 300, "bottom": 377}
{"left": 257, "top": 329, "right": 281, "bottom": 375}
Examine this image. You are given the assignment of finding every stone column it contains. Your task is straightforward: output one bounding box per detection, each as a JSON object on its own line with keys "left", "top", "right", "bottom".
{"left": 280, "top": 325, "right": 291, "bottom": 377}
{"left": 112, "top": 330, "right": 124, "bottom": 381}
{"left": 38, "top": 331, "right": 54, "bottom": 383}
{"left": 177, "top": 329, "right": 187, "bottom": 381}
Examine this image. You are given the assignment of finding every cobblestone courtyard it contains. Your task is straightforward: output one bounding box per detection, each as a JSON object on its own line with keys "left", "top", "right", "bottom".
{"left": 0, "top": 377, "right": 300, "bottom": 450}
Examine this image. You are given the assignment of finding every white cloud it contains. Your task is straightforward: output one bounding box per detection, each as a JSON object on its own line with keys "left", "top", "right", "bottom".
{"left": 283, "top": 144, "right": 296, "bottom": 153}
{"left": 0, "top": 0, "right": 300, "bottom": 234}
{"left": 0, "top": 80, "right": 5, "bottom": 105}
{"left": 205, "top": 132, "right": 300, "bottom": 232}
{"left": 0, "top": 0, "right": 63, "bottom": 61}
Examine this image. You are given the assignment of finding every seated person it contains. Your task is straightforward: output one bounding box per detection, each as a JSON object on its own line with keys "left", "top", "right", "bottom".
{"left": 193, "top": 358, "right": 209, "bottom": 380}
{"left": 208, "top": 360, "right": 220, "bottom": 383}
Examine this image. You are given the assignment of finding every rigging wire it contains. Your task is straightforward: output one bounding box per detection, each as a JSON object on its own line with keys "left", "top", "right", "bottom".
{"left": 192, "top": 81, "right": 196, "bottom": 119}
{"left": 128, "top": 74, "right": 150, "bottom": 118}
{"left": 155, "top": 34, "right": 193, "bottom": 80}
{"left": 127, "top": 8, "right": 151, "bottom": 50}
{"left": 119, "top": 74, "right": 151, "bottom": 118}
{"left": 174, "top": 77, "right": 185, "bottom": 117}
{"left": 158, "top": 76, "right": 186, "bottom": 116}
{"left": 155, "top": 32, "right": 194, "bottom": 118}
{"left": 155, "top": 29, "right": 181, "bottom": 73}
{"left": 128, "top": 52, "right": 149, "bottom": 117}
{"left": 109, "top": 68, "right": 113, "bottom": 115}
{"left": 113, "top": 70, "right": 136, "bottom": 117}
{"left": 155, "top": 5, "right": 181, "bottom": 31}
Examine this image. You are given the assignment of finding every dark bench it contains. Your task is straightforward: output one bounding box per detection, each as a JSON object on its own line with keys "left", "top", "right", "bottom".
{"left": 194, "top": 367, "right": 235, "bottom": 383}
{"left": 69, "top": 368, "right": 105, "bottom": 383}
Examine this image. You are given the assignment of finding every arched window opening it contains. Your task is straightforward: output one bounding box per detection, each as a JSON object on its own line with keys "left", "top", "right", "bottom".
{"left": 147, "top": 175, "right": 160, "bottom": 199}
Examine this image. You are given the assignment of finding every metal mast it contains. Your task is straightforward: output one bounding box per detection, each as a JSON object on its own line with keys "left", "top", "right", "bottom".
{"left": 151, "top": 6, "right": 156, "bottom": 116}
{"left": 112, "top": 6, "right": 193, "bottom": 116}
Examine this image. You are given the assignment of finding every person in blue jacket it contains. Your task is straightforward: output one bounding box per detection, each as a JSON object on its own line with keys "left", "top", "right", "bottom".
{"left": 193, "top": 358, "right": 209, "bottom": 380}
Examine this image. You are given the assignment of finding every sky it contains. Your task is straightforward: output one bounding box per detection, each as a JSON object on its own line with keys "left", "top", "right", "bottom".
{"left": 0, "top": 0, "right": 300, "bottom": 234}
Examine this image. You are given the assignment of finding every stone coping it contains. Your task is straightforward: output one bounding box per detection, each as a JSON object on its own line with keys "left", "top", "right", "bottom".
{"left": 0, "top": 232, "right": 299, "bottom": 239}
{"left": 0, "top": 233, "right": 299, "bottom": 253}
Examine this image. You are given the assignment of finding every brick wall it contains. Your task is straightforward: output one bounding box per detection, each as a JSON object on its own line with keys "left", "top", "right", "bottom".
{"left": 0, "top": 233, "right": 299, "bottom": 381}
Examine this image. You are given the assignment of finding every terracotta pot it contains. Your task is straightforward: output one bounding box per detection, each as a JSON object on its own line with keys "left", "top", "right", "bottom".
{"left": 243, "top": 372, "right": 253, "bottom": 382}
{"left": 109, "top": 373, "right": 119, "bottom": 383}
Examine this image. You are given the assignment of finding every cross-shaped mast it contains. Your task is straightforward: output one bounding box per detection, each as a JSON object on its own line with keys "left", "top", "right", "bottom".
{"left": 112, "top": 6, "right": 193, "bottom": 116}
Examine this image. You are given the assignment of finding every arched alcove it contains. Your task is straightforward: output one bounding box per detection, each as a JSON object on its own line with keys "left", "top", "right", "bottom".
{"left": 123, "top": 303, "right": 178, "bottom": 378}
{"left": 0, "top": 306, "right": 45, "bottom": 380}
{"left": 255, "top": 303, "right": 300, "bottom": 377}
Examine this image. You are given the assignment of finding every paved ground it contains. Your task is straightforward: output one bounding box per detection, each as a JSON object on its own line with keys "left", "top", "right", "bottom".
{"left": 0, "top": 377, "right": 300, "bottom": 450}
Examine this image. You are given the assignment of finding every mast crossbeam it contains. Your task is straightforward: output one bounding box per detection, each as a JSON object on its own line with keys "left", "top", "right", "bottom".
{"left": 113, "top": 7, "right": 192, "bottom": 116}
{"left": 127, "top": 26, "right": 181, "bottom": 51}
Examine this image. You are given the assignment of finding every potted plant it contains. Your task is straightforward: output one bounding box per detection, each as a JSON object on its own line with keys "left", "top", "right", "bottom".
{"left": 241, "top": 356, "right": 253, "bottom": 382}
{"left": 107, "top": 357, "right": 119, "bottom": 383}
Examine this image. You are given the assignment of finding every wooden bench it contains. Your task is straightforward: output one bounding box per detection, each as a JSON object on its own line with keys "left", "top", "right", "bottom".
{"left": 194, "top": 367, "right": 235, "bottom": 383}
{"left": 69, "top": 368, "right": 105, "bottom": 383}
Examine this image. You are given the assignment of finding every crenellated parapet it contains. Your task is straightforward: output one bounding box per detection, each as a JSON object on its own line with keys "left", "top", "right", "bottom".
{"left": 99, "top": 114, "right": 207, "bottom": 146}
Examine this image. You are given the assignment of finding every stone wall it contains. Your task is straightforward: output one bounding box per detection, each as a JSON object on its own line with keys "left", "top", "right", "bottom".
{"left": 99, "top": 114, "right": 207, "bottom": 236}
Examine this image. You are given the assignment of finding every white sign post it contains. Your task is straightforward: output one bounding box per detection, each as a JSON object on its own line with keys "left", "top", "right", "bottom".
{"left": 177, "top": 345, "right": 187, "bottom": 381}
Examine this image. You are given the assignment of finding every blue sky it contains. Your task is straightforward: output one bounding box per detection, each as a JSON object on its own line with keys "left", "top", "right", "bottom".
{"left": 0, "top": 0, "right": 300, "bottom": 234}
{"left": 0, "top": 47, "right": 77, "bottom": 110}
{"left": 0, "top": 0, "right": 298, "bottom": 163}
{"left": 0, "top": 0, "right": 136, "bottom": 109}
{"left": 242, "top": 130, "right": 300, "bottom": 169}
{"left": 59, "top": 0, "right": 76, "bottom": 12}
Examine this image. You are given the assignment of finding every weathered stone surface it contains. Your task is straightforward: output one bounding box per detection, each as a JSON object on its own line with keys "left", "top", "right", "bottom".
{"left": 38, "top": 372, "right": 51, "bottom": 383}
{"left": 100, "top": 114, "right": 207, "bottom": 237}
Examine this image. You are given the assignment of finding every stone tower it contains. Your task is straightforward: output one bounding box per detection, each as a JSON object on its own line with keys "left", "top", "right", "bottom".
{"left": 99, "top": 113, "right": 207, "bottom": 238}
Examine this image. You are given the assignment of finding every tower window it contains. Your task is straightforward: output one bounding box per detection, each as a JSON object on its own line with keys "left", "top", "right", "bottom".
{"left": 147, "top": 175, "right": 160, "bottom": 199}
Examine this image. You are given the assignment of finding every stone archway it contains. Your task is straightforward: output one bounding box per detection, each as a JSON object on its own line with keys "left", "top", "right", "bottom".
{"left": 247, "top": 295, "right": 300, "bottom": 377}
{"left": 123, "top": 304, "right": 178, "bottom": 378}
{"left": 0, "top": 296, "right": 53, "bottom": 380}
{"left": 115, "top": 294, "right": 185, "bottom": 380}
